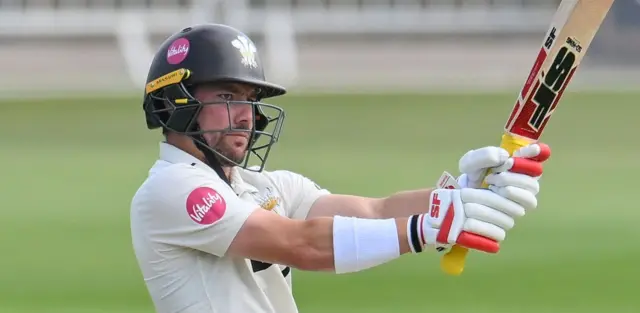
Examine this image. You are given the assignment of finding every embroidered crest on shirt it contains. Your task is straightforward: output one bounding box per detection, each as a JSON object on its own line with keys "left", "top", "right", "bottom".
{"left": 255, "top": 187, "right": 281, "bottom": 211}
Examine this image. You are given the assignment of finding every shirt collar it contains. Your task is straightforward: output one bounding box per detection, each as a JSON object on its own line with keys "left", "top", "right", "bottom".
{"left": 229, "top": 166, "right": 259, "bottom": 194}
{"left": 158, "top": 141, "right": 215, "bottom": 174}
{"left": 158, "top": 141, "right": 259, "bottom": 194}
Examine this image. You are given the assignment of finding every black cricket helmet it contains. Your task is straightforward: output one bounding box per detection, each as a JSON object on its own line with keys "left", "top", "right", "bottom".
{"left": 143, "top": 23, "right": 286, "bottom": 173}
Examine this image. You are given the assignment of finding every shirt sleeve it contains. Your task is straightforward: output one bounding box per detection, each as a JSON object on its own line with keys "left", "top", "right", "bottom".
{"left": 266, "top": 170, "right": 331, "bottom": 220}
{"left": 141, "top": 164, "right": 259, "bottom": 257}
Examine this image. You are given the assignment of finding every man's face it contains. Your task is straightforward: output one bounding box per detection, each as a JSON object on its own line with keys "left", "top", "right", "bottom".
{"left": 194, "top": 82, "right": 258, "bottom": 166}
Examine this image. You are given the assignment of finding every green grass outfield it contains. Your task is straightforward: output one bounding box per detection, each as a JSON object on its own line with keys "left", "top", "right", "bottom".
{"left": 1, "top": 91, "right": 638, "bottom": 313}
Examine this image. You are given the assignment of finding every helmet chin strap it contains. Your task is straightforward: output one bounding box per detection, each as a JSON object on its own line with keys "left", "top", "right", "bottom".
{"left": 192, "top": 133, "right": 232, "bottom": 187}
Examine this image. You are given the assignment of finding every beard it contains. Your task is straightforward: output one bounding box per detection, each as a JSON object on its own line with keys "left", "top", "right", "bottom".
{"left": 199, "top": 122, "right": 252, "bottom": 167}
{"left": 213, "top": 140, "right": 248, "bottom": 166}
{"left": 205, "top": 131, "right": 251, "bottom": 167}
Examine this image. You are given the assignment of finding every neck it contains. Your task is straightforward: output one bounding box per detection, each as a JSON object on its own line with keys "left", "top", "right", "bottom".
{"left": 166, "top": 133, "right": 232, "bottom": 180}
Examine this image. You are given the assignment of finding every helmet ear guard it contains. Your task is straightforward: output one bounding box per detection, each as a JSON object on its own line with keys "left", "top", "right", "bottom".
{"left": 144, "top": 68, "right": 198, "bottom": 132}
{"left": 254, "top": 106, "right": 268, "bottom": 132}
{"left": 156, "top": 84, "right": 202, "bottom": 134}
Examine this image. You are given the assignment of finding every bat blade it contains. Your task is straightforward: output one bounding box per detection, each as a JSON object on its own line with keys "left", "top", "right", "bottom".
{"left": 505, "top": 0, "right": 615, "bottom": 141}
{"left": 440, "top": 0, "right": 615, "bottom": 276}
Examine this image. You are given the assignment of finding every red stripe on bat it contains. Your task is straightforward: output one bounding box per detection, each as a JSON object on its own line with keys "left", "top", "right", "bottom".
{"left": 508, "top": 79, "right": 542, "bottom": 139}
{"left": 505, "top": 47, "right": 548, "bottom": 131}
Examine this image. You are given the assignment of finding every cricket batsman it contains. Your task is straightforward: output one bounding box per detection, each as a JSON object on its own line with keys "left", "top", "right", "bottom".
{"left": 130, "top": 23, "right": 552, "bottom": 313}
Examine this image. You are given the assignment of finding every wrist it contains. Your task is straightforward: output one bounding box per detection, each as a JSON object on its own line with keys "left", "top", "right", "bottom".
{"left": 406, "top": 214, "right": 426, "bottom": 253}
{"left": 406, "top": 213, "right": 451, "bottom": 253}
{"left": 332, "top": 216, "right": 402, "bottom": 274}
{"left": 406, "top": 188, "right": 465, "bottom": 254}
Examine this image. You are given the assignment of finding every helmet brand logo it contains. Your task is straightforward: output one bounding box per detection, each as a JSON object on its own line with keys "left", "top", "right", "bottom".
{"left": 167, "top": 38, "right": 190, "bottom": 65}
{"left": 231, "top": 35, "right": 258, "bottom": 69}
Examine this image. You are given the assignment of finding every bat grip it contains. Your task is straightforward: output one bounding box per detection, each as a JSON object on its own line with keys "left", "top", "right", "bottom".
{"left": 440, "top": 133, "right": 533, "bottom": 276}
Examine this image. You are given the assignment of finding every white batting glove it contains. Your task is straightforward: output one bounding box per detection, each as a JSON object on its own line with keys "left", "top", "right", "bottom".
{"left": 407, "top": 143, "right": 552, "bottom": 254}
{"left": 457, "top": 143, "right": 551, "bottom": 190}
{"left": 408, "top": 186, "right": 525, "bottom": 254}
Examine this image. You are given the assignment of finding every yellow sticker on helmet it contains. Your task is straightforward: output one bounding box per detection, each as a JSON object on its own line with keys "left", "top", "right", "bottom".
{"left": 145, "top": 68, "right": 191, "bottom": 94}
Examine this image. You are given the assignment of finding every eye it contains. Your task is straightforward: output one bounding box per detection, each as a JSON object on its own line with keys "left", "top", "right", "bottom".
{"left": 218, "top": 93, "right": 233, "bottom": 101}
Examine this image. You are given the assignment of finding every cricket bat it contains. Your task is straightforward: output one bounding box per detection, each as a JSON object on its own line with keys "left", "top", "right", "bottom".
{"left": 440, "top": 0, "right": 616, "bottom": 276}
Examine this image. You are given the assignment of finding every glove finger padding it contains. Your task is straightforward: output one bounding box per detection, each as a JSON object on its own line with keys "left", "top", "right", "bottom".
{"left": 486, "top": 172, "right": 540, "bottom": 195}
{"left": 463, "top": 203, "right": 515, "bottom": 230}
{"left": 458, "top": 147, "right": 510, "bottom": 188}
{"left": 485, "top": 171, "right": 540, "bottom": 211}
{"left": 461, "top": 188, "right": 525, "bottom": 218}
{"left": 488, "top": 185, "right": 537, "bottom": 211}
{"left": 513, "top": 143, "right": 551, "bottom": 162}
{"left": 463, "top": 218, "right": 507, "bottom": 242}
{"left": 492, "top": 157, "right": 544, "bottom": 177}
{"left": 458, "top": 144, "right": 551, "bottom": 188}
{"left": 459, "top": 147, "right": 511, "bottom": 172}
{"left": 456, "top": 232, "right": 500, "bottom": 253}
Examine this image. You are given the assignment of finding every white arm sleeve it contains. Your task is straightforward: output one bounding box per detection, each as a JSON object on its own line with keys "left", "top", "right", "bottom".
{"left": 264, "top": 170, "right": 331, "bottom": 220}
{"left": 142, "top": 165, "right": 259, "bottom": 257}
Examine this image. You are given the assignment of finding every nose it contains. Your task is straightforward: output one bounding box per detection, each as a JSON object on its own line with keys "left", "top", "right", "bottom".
{"left": 232, "top": 102, "right": 254, "bottom": 129}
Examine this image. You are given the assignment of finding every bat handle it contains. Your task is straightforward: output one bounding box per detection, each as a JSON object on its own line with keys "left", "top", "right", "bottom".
{"left": 440, "top": 133, "right": 533, "bottom": 276}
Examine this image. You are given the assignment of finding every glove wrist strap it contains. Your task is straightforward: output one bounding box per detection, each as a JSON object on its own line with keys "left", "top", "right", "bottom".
{"left": 407, "top": 214, "right": 426, "bottom": 253}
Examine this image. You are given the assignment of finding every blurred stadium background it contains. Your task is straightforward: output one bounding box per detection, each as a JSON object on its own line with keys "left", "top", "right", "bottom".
{"left": 1, "top": 1, "right": 639, "bottom": 313}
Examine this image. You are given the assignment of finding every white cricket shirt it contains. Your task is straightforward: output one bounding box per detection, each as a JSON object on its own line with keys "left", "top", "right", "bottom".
{"left": 130, "top": 142, "right": 330, "bottom": 313}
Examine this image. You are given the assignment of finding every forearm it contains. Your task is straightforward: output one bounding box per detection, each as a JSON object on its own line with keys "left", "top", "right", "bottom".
{"left": 230, "top": 206, "right": 424, "bottom": 273}
{"left": 307, "top": 188, "right": 436, "bottom": 220}
{"left": 296, "top": 216, "right": 413, "bottom": 273}
{"left": 374, "top": 188, "right": 436, "bottom": 219}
